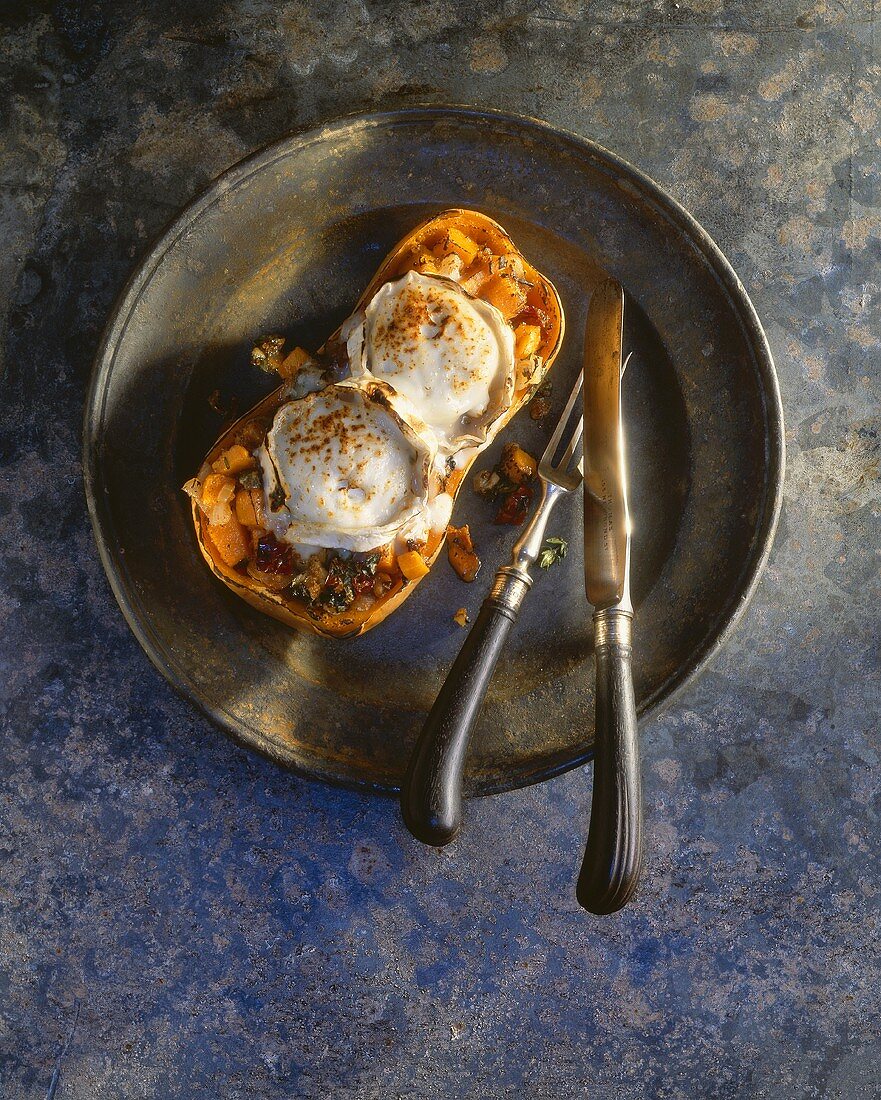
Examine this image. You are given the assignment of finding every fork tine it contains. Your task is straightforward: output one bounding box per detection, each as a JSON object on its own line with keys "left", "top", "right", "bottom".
{"left": 541, "top": 369, "right": 583, "bottom": 466}
{"left": 558, "top": 417, "right": 584, "bottom": 471}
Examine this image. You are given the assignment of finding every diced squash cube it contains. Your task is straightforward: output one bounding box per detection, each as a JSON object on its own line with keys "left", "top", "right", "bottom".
{"left": 376, "top": 543, "right": 397, "bottom": 575}
{"left": 279, "top": 346, "right": 312, "bottom": 381}
{"left": 446, "top": 524, "right": 481, "bottom": 582}
{"left": 201, "top": 472, "right": 236, "bottom": 508}
{"left": 208, "top": 512, "right": 250, "bottom": 567}
{"left": 515, "top": 324, "right": 542, "bottom": 360}
{"left": 500, "top": 443, "right": 538, "bottom": 485}
{"left": 479, "top": 274, "right": 527, "bottom": 319}
{"left": 398, "top": 549, "right": 429, "bottom": 581}
{"left": 212, "top": 444, "right": 255, "bottom": 475}
{"left": 435, "top": 227, "right": 480, "bottom": 265}
{"left": 235, "top": 487, "right": 265, "bottom": 528}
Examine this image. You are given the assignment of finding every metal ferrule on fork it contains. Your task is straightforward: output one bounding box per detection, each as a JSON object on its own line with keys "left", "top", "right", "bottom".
{"left": 487, "top": 569, "right": 531, "bottom": 617}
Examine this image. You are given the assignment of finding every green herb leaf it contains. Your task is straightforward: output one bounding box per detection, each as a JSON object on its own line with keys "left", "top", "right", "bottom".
{"left": 239, "top": 469, "right": 261, "bottom": 490}
{"left": 538, "top": 536, "right": 568, "bottom": 570}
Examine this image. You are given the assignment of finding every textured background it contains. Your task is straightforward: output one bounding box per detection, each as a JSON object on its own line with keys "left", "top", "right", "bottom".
{"left": 1, "top": 2, "right": 880, "bottom": 1097}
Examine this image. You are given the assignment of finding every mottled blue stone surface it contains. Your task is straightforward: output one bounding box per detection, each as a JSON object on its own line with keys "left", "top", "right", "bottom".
{"left": 1, "top": 2, "right": 879, "bottom": 1097}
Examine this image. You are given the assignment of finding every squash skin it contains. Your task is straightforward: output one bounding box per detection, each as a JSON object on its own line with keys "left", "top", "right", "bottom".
{"left": 190, "top": 209, "right": 565, "bottom": 638}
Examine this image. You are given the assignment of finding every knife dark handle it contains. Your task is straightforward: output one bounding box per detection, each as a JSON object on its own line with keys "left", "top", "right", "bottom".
{"left": 577, "top": 609, "right": 643, "bottom": 914}
{"left": 401, "top": 572, "right": 529, "bottom": 847}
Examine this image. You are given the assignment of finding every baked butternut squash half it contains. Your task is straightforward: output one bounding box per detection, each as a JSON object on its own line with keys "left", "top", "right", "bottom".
{"left": 184, "top": 209, "right": 565, "bottom": 638}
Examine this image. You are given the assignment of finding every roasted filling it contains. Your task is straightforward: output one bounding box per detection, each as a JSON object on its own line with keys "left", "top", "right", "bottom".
{"left": 185, "top": 441, "right": 405, "bottom": 620}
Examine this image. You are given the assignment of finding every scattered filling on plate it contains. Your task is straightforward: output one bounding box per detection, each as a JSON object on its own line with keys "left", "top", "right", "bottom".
{"left": 185, "top": 225, "right": 556, "bottom": 622}
{"left": 446, "top": 524, "right": 481, "bottom": 582}
{"left": 472, "top": 442, "right": 539, "bottom": 525}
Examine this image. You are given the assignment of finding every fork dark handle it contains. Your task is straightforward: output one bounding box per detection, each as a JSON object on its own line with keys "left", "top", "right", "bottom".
{"left": 577, "top": 608, "right": 643, "bottom": 914}
{"left": 401, "top": 572, "right": 529, "bottom": 846}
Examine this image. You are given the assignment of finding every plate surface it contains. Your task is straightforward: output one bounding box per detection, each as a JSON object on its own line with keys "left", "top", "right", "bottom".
{"left": 84, "top": 108, "right": 784, "bottom": 795}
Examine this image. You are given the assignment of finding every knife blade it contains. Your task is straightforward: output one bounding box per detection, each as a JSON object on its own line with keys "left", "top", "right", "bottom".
{"left": 577, "top": 276, "right": 642, "bottom": 915}
{"left": 582, "top": 278, "right": 631, "bottom": 613}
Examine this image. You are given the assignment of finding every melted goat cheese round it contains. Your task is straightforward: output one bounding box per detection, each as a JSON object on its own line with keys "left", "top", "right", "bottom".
{"left": 352, "top": 271, "right": 516, "bottom": 455}
{"left": 258, "top": 382, "right": 433, "bottom": 553}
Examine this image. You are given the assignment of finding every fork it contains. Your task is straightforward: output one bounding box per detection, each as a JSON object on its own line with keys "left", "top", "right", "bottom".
{"left": 401, "top": 369, "right": 585, "bottom": 846}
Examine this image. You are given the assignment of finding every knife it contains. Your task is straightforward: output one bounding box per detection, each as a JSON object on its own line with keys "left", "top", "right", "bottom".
{"left": 577, "top": 278, "right": 644, "bottom": 915}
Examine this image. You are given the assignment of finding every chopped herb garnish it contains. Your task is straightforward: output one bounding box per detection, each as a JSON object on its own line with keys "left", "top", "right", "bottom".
{"left": 312, "top": 552, "right": 381, "bottom": 613}
{"left": 538, "top": 536, "right": 568, "bottom": 570}
{"left": 239, "top": 469, "right": 261, "bottom": 490}
{"left": 320, "top": 582, "right": 355, "bottom": 612}
{"left": 353, "top": 551, "right": 380, "bottom": 576}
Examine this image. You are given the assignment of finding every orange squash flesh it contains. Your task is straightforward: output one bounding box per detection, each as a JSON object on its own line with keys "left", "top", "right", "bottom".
{"left": 189, "top": 209, "right": 565, "bottom": 638}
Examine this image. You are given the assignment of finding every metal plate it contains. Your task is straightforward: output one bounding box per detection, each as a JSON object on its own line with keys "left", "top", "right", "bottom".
{"left": 84, "top": 107, "right": 784, "bottom": 795}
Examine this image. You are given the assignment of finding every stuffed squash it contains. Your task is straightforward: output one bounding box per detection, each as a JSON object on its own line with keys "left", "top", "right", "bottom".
{"left": 184, "top": 209, "right": 565, "bottom": 638}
